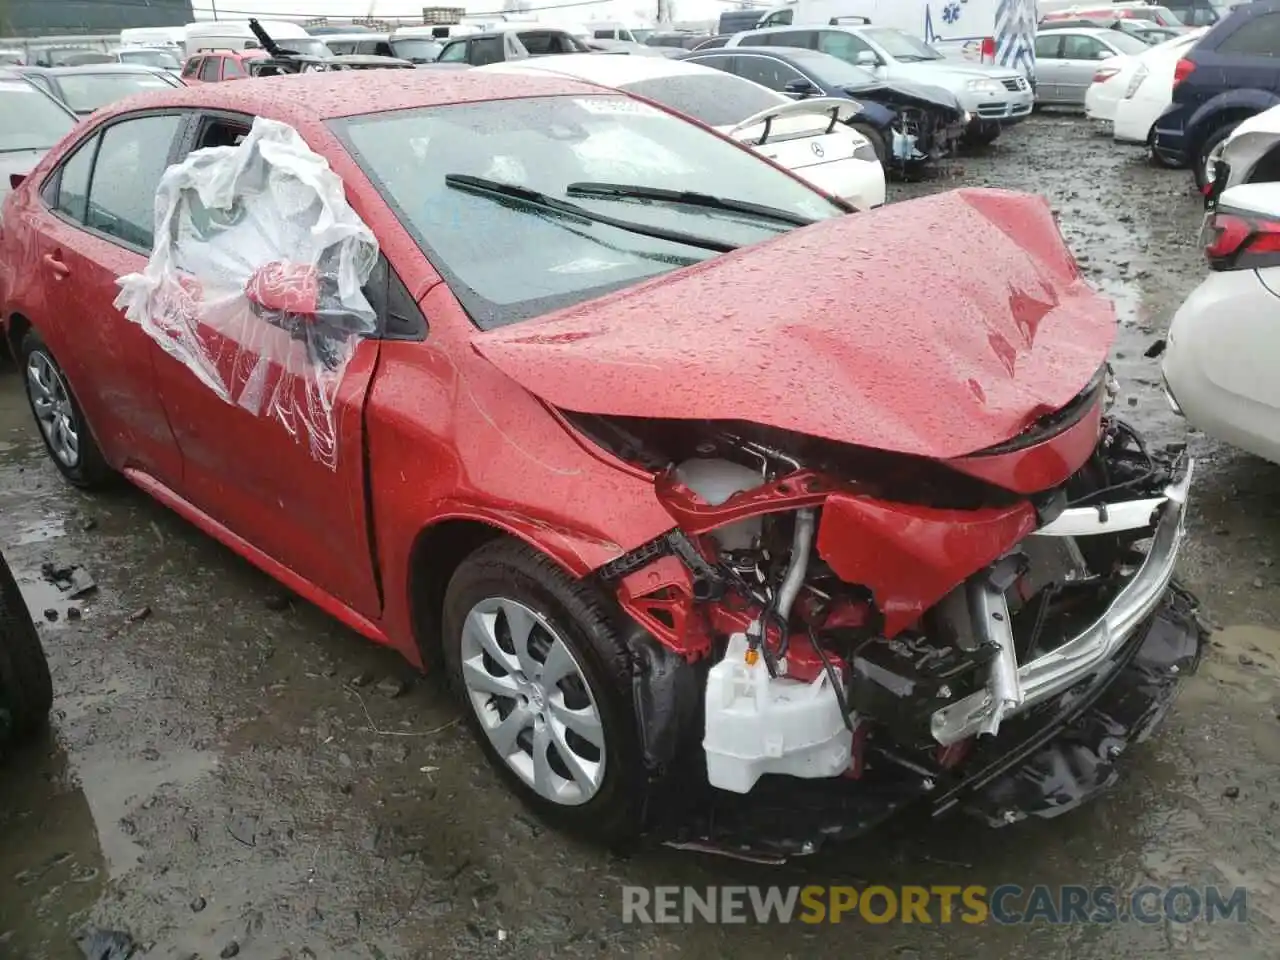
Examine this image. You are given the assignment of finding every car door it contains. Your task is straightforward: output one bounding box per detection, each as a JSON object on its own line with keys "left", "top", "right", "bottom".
{"left": 1210, "top": 10, "right": 1280, "bottom": 96}
{"left": 1034, "top": 34, "right": 1065, "bottom": 100}
{"left": 181, "top": 56, "right": 202, "bottom": 81}
{"left": 816, "top": 30, "right": 878, "bottom": 70}
{"left": 436, "top": 39, "right": 469, "bottom": 62}
{"left": 1058, "top": 33, "right": 1112, "bottom": 102}
{"left": 32, "top": 111, "right": 189, "bottom": 486}
{"left": 146, "top": 111, "right": 386, "bottom": 618}
{"left": 221, "top": 56, "right": 246, "bottom": 80}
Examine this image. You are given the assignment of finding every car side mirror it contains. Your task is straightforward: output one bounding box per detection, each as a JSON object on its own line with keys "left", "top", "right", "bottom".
{"left": 245, "top": 261, "right": 320, "bottom": 318}
{"left": 784, "top": 77, "right": 818, "bottom": 96}
{"left": 855, "top": 50, "right": 878, "bottom": 66}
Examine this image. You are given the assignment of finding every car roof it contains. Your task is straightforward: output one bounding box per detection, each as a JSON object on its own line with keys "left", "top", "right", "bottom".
{"left": 89, "top": 69, "right": 610, "bottom": 125}
{"left": 321, "top": 32, "right": 391, "bottom": 42}
{"left": 479, "top": 51, "right": 713, "bottom": 83}
{"left": 1038, "top": 25, "right": 1126, "bottom": 35}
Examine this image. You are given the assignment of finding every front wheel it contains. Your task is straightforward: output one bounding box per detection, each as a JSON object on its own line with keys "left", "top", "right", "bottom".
{"left": 441, "top": 539, "right": 649, "bottom": 844}
{"left": 1194, "top": 120, "right": 1244, "bottom": 192}
{"left": 963, "top": 120, "right": 1002, "bottom": 149}
{"left": 20, "top": 329, "right": 111, "bottom": 489}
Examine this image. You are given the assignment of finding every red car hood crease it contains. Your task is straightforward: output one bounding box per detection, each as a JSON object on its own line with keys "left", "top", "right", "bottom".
{"left": 471, "top": 188, "right": 1116, "bottom": 461}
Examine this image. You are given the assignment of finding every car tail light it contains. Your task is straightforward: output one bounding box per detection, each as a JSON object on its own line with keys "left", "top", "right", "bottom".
{"left": 1202, "top": 211, "right": 1280, "bottom": 270}
{"left": 1173, "top": 57, "right": 1196, "bottom": 89}
{"left": 1093, "top": 66, "right": 1122, "bottom": 83}
{"left": 1124, "top": 65, "right": 1148, "bottom": 99}
{"left": 980, "top": 36, "right": 996, "bottom": 63}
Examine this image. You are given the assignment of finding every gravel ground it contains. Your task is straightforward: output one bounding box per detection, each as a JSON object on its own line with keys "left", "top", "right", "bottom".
{"left": 1, "top": 113, "right": 1278, "bottom": 960}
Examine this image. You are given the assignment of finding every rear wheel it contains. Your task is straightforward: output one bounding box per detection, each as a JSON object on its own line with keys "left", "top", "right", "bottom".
{"left": 1147, "top": 126, "right": 1175, "bottom": 168}
{"left": 0, "top": 551, "right": 52, "bottom": 746}
{"left": 441, "top": 539, "right": 649, "bottom": 844}
{"left": 20, "top": 329, "right": 111, "bottom": 489}
{"left": 851, "top": 123, "right": 888, "bottom": 166}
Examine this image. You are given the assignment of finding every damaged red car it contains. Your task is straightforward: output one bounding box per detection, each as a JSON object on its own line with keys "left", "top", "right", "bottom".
{"left": 0, "top": 71, "right": 1204, "bottom": 859}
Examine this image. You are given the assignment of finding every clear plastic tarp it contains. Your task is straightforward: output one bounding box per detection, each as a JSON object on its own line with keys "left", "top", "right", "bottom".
{"left": 115, "top": 116, "right": 379, "bottom": 469}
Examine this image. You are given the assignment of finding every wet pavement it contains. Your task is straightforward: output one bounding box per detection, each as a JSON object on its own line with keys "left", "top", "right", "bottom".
{"left": 1, "top": 112, "right": 1279, "bottom": 959}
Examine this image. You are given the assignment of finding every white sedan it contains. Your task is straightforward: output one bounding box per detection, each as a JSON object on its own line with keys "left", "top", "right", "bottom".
{"left": 1083, "top": 30, "right": 1205, "bottom": 142}
{"left": 1112, "top": 29, "right": 1207, "bottom": 150}
{"left": 475, "top": 54, "right": 886, "bottom": 211}
{"left": 1163, "top": 181, "right": 1280, "bottom": 464}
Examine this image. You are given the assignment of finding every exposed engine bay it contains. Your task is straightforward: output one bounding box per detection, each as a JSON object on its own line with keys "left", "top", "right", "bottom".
{"left": 568, "top": 379, "right": 1205, "bottom": 860}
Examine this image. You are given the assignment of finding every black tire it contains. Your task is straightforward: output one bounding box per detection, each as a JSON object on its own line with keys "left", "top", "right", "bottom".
{"left": 1147, "top": 126, "right": 1176, "bottom": 168}
{"left": 20, "top": 328, "right": 111, "bottom": 489}
{"left": 441, "top": 538, "right": 648, "bottom": 845}
{"left": 1193, "top": 119, "right": 1243, "bottom": 192}
{"left": 851, "top": 123, "right": 888, "bottom": 167}
{"left": 0, "top": 552, "right": 52, "bottom": 745}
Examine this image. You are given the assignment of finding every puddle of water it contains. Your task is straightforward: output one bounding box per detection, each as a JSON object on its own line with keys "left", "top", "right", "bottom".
{"left": 9, "top": 563, "right": 103, "bottom": 626}
{"left": 12, "top": 514, "right": 67, "bottom": 546}
{"left": 72, "top": 751, "right": 219, "bottom": 880}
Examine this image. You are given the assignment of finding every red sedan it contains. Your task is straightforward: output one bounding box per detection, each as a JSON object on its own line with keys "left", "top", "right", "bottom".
{"left": 0, "top": 71, "right": 1203, "bottom": 855}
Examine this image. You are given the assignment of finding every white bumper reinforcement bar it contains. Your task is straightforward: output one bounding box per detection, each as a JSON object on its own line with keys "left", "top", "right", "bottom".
{"left": 930, "top": 459, "right": 1194, "bottom": 746}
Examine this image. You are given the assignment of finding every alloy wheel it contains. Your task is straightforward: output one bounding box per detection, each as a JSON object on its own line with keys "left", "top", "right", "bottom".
{"left": 458, "top": 596, "right": 606, "bottom": 806}
{"left": 26, "top": 351, "right": 80, "bottom": 468}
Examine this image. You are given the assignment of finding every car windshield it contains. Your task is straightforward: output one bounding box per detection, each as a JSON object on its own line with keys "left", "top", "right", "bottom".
{"left": 1107, "top": 31, "right": 1156, "bottom": 54}
{"left": 0, "top": 78, "right": 74, "bottom": 151}
{"left": 333, "top": 95, "right": 842, "bottom": 329}
{"left": 390, "top": 38, "right": 442, "bottom": 61}
{"left": 54, "top": 72, "right": 176, "bottom": 113}
{"left": 863, "top": 28, "right": 944, "bottom": 61}
{"left": 120, "top": 49, "right": 182, "bottom": 68}
{"left": 621, "top": 74, "right": 784, "bottom": 127}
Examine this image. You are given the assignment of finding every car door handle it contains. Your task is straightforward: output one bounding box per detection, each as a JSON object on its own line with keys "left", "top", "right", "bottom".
{"left": 42, "top": 252, "right": 70, "bottom": 279}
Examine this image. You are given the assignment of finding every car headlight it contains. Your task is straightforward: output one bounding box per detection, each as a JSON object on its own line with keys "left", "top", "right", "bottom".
{"left": 966, "top": 78, "right": 1001, "bottom": 95}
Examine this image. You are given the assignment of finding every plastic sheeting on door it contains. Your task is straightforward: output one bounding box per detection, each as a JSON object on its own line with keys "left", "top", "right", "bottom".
{"left": 115, "top": 116, "right": 379, "bottom": 470}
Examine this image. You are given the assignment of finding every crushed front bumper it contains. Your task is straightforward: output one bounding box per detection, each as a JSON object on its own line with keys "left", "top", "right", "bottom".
{"left": 930, "top": 459, "right": 1194, "bottom": 745}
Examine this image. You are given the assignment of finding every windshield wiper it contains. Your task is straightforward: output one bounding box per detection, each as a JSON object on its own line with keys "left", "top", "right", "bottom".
{"left": 443, "top": 174, "right": 738, "bottom": 253}
{"left": 565, "top": 182, "right": 817, "bottom": 228}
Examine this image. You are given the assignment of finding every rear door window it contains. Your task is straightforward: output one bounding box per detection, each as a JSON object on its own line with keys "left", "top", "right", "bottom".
{"left": 1034, "top": 34, "right": 1063, "bottom": 58}
{"left": 469, "top": 36, "right": 505, "bottom": 64}
{"left": 1218, "top": 12, "right": 1280, "bottom": 56}
{"left": 199, "top": 56, "right": 221, "bottom": 81}
{"left": 84, "top": 114, "right": 185, "bottom": 249}
{"left": 222, "top": 57, "right": 245, "bottom": 78}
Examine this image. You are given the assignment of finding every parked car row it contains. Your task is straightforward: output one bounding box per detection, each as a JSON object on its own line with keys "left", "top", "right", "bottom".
{"left": 0, "top": 65, "right": 1205, "bottom": 855}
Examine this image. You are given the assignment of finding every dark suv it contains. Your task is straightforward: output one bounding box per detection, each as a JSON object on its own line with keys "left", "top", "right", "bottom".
{"left": 1153, "top": 0, "right": 1280, "bottom": 188}
{"left": 0, "top": 549, "right": 51, "bottom": 752}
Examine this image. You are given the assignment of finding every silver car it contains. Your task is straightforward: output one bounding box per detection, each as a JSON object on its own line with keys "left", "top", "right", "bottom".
{"left": 1033, "top": 27, "right": 1154, "bottom": 106}
{"left": 725, "top": 23, "right": 1033, "bottom": 145}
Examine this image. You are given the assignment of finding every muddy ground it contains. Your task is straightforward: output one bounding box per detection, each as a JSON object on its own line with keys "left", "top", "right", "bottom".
{"left": 1, "top": 113, "right": 1279, "bottom": 960}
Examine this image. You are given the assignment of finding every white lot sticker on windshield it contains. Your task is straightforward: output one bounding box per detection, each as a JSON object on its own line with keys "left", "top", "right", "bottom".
{"left": 574, "top": 97, "right": 657, "bottom": 116}
{"left": 549, "top": 257, "right": 630, "bottom": 274}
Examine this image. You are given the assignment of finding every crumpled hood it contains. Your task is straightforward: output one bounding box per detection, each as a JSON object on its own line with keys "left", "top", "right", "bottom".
{"left": 471, "top": 188, "right": 1115, "bottom": 461}
{"left": 844, "top": 79, "right": 963, "bottom": 118}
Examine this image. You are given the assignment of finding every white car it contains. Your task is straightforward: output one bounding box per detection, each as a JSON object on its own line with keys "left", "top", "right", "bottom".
{"left": 724, "top": 23, "right": 1033, "bottom": 145}
{"left": 1112, "top": 28, "right": 1207, "bottom": 150}
{"left": 1084, "top": 56, "right": 1136, "bottom": 122}
{"left": 476, "top": 54, "right": 887, "bottom": 210}
{"left": 1163, "top": 181, "right": 1280, "bottom": 463}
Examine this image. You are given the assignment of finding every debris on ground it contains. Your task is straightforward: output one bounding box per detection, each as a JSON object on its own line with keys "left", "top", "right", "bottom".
{"left": 264, "top": 592, "right": 292, "bottom": 611}
{"left": 376, "top": 676, "right": 409, "bottom": 699}
{"left": 127, "top": 606, "right": 152, "bottom": 623}
{"left": 41, "top": 561, "right": 97, "bottom": 599}
{"left": 75, "top": 927, "right": 137, "bottom": 960}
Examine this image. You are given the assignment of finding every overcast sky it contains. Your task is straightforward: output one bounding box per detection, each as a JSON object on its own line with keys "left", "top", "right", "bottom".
{"left": 189, "top": 0, "right": 766, "bottom": 26}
